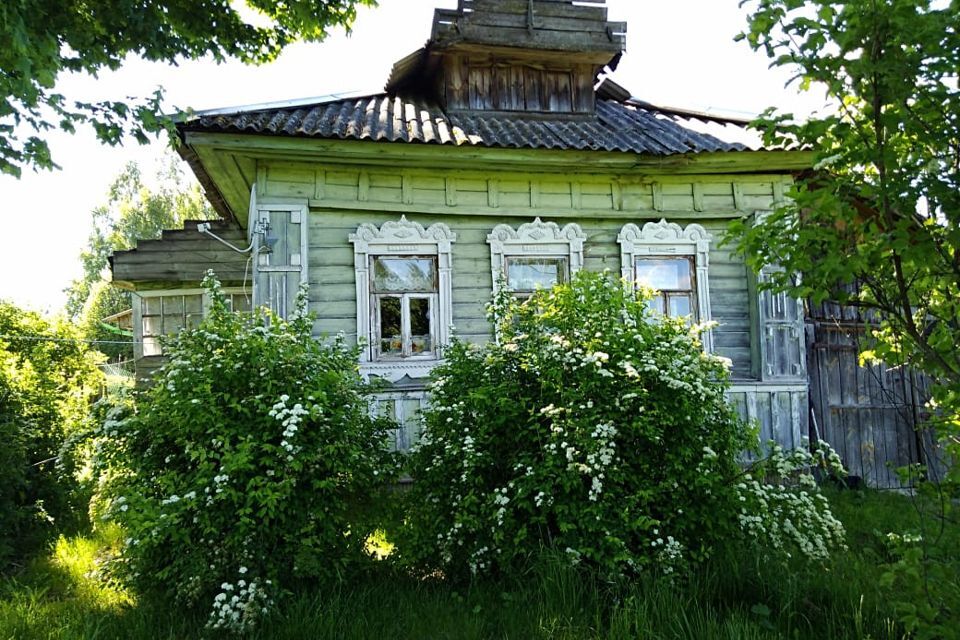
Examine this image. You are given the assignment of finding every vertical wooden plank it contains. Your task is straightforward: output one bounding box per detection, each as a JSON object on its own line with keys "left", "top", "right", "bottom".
{"left": 256, "top": 165, "right": 267, "bottom": 197}
{"left": 314, "top": 168, "right": 326, "bottom": 200}
{"left": 732, "top": 183, "right": 745, "bottom": 211}
{"left": 524, "top": 67, "right": 541, "bottom": 111}
{"left": 358, "top": 170, "right": 370, "bottom": 202}
{"left": 402, "top": 173, "right": 413, "bottom": 205}
{"left": 446, "top": 177, "right": 458, "bottom": 207}
{"left": 487, "top": 178, "right": 500, "bottom": 208}
{"left": 571, "top": 182, "right": 582, "bottom": 210}
{"left": 652, "top": 182, "right": 664, "bottom": 212}
{"left": 692, "top": 182, "right": 705, "bottom": 212}
{"left": 611, "top": 180, "right": 623, "bottom": 211}
{"left": 530, "top": 180, "right": 541, "bottom": 208}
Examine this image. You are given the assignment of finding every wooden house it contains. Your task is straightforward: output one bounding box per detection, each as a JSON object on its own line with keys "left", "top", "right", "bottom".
{"left": 110, "top": 0, "right": 929, "bottom": 485}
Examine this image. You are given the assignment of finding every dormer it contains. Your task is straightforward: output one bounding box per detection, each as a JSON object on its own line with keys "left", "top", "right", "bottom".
{"left": 386, "top": 0, "right": 626, "bottom": 117}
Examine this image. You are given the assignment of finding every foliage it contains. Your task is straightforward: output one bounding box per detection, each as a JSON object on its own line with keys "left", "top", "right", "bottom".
{"left": 732, "top": 0, "right": 959, "bottom": 467}
{"left": 0, "top": 302, "right": 103, "bottom": 571}
{"left": 93, "top": 273, "right": 397, "bottom": 632}
{"left": 0, "top": 0, "right": 376, "bottom": 177}
{"left": 401, "top": 272, "right": 845, "bottom": 580}
{"left": 65, "top": 156, "right": 216, "bottom": 360}
{"left": 2, "top": 489, "right": 932, "bottom": 639}
{"left": 734, "top": 2, "right": 960, "bottom": 635}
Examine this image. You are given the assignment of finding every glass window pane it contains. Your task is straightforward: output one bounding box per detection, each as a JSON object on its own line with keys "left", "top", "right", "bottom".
{"left": 164, "top": 315, "right": 184, "bottom": 335}
{"left": 644, "top": 295, "right": 666, "bottom": 316}
{"left": 409, "top": 297, "right": 432, "bottom": 354}
{"left": 184, "top": 295, "right": 202, "bottom": 314}
{"left": 231, "top": 294, "right": 252, "bottom": 314}
{"left": 143, "top": 337, "right": 161, "bottom": 357}
{"left": 372, "top": 257, "right": 436, "bottom": 293}
{"left": 143, "top": 316, "right": 162, "bottom": 336}
{"left": 635, "top": 258, "right": 692, "bottom": 291}
{"left": 506, "top": 257, "right": 567, "bottom": 291}
{"left": 163, "top": 296, "right": 184, "bottom": 315}
{"left": 378, "top": 296, "right": 402, "bottom": 354}
{"left": 186, "top": 314, "right": 203, "bottom": 330}
{"left": 668, "top": 294, "right": 693, "bottom": 317}
{"left": 143, "top": 297, "right": 161, "bottom": 316}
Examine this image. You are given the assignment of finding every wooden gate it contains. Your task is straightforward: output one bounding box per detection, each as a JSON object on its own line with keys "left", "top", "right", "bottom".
{"left": 806, "top": 302, "right": 937, "bottom": 488}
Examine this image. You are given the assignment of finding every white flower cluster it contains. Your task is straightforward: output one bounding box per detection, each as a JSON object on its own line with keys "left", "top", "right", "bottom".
{"left": 654, "top": 535, "right": 684, "bottom": 576}
{"left": 268, "top": 394, "right": 310, "bottom": 458}
{"left": 736, "top": 441, "right": 848, "bottom": 561}
{"left": 207, "top": 570, "right": 274, "bottom": 632}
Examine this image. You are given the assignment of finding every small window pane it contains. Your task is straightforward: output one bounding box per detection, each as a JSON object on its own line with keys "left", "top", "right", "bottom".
{"left": 506, "top": 257, "right": 567, "bottom": 292}
{"left": 372, "top": 257, "right": 436, "bottom": 293}
{"left": 186, "top": 314, "right": 203, "bottom": 330}
{"left": 184, "top": 295, "right": 202, "bottom": 314}
{"left": 143, "top": 316, "right": 162, "bottom": 336}
{"left": 163, "top": 296, "right": 184, "bottom": 315}
{"left": 409, "top": 298, "right": 432, "bottom": 354}
{"left": 164, "top": 316, "right": 184, "bottom": 335}
{"left": 636, "top": 258, "right": 692, "bottom": 291}
{"left": 668, "top": 294, "right": 692, "bottom": 317}
{"left": 143, "top": 297, "right": 162, "bottom": 315}
{"left": 143, "top": 337, "right": 161, "bottom": 357}
{"left": 379, "top": 296, "right": 402, "bottom": 354}
{"left": 231, "top": 294, "right": 252, "bottom": 314}
{"left": 644, "top": 295, "right": 666, "bottom": 316}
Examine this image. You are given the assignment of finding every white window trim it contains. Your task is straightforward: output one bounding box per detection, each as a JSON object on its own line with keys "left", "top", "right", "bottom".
{"left": 134, "top": 286, "right": 251, "bottom": 359}
{"left": 252, "top": 201, "right": 309, "bottom": 318}
{"left": 618, "top": 219, "right": 714, "bottom": 352}
{"left": 487, "top": 218, "right": 586, "bottom": 294}
{"left": 349, "top": 216, "right": 456, "bottom": 382}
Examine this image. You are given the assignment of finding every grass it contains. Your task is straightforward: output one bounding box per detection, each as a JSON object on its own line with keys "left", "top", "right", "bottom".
{"left": 0, "top": 489, "right": 953, "bottom": 639}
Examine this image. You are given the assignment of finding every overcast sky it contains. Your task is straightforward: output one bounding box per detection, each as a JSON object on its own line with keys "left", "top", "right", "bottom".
{"left": 0, "top": 0, "right": 829, "bottom": 313}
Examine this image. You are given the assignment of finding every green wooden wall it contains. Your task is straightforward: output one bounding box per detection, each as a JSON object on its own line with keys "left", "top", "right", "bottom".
{"left": 260, "top": 160, "right": 792, "bottom": 382}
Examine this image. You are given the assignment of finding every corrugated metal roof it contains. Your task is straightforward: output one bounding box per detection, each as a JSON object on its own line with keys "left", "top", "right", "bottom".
{"left": 180, "top": 94, "right": 755, "bottom": 156}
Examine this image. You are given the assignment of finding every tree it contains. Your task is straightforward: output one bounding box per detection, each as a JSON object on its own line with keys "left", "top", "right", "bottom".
{"left": 733, "top": 0, "right": 959, "bottom": 448}
{"left": 0, "top": 301, "right": 103, "bottom": 570}
{"left": 65, "top": 155, "right": 216, "bottom": 360}
{"left": 0, "top": 0, "right": 375, "bottom": 177}
{"left": 733, "top": 3, "right": 959, "bottom": 634}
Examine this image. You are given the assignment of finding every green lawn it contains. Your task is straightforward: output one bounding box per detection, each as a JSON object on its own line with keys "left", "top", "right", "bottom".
{"left": 0, "top": 489, "right": 952, "bottom": 640}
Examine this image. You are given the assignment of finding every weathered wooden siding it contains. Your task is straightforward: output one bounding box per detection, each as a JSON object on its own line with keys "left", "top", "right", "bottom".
{"left": 262, "top": 162, "right": 783, "bottom": 380}
{"left": 806, "top": 303, "right": 949, "bottom": 488}
{"left": 305, "top": 210, "right": 755, "bottom": 378}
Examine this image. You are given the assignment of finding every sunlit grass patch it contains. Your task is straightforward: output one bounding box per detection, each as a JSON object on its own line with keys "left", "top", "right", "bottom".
{"left": 365, "top": 529, "right": 396, "bottom": 560}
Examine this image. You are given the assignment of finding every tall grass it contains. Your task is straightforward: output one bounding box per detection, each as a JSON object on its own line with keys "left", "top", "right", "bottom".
{"left": 0, "top": 489, "right": 940, "bottom": 639}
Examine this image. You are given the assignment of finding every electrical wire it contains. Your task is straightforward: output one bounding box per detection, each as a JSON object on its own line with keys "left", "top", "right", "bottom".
{"left": 0, "top": 334, "right": 137, "bottom": 345}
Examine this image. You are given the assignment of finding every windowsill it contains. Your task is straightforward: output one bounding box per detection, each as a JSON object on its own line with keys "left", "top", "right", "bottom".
{"left": 360, "top": 359, "right": 443, "bottom": 384}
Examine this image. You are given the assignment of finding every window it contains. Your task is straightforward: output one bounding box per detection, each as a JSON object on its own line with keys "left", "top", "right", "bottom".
{"left": 635, "top": 257, "right": 696, "bottom": 318}
{"left": 350, "top": 216, "right": 456, "bottom": 381}
{"left": 371, "top": 256, "right": 438, "bottom": 359}
{"left": 618, "top": 219, "right": 714, "bottom": 351}
{"left": 139, "top": 289, "right": 251, "bottom": 357}
{"left": 487, "top": 218, "right": 585, "bottom": 297}
{"left": 251, "top": 203, "right": 308, "bottom": 319}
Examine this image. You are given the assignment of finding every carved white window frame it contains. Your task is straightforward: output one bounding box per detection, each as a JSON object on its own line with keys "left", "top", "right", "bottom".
{"left": 349, "top": 216, "right": 456, "bottom": 382}
{"left": 487, "top": 218, "right": 586, "bottom": 295}
{"left": 618, "top": 219, "right": 714, "bottom": 352}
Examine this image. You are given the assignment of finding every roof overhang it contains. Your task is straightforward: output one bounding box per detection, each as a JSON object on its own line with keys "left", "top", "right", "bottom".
{"left": 180, "top": 131, "right": 814, "bottom": 223}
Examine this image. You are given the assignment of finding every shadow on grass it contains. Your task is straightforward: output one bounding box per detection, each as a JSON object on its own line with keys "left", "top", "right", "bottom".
{"left": 1, "top": 489, "right": 939, "bottom": 639}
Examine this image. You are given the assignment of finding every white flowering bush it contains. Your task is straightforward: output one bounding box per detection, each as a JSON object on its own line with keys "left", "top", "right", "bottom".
{"left": 401, "top": 272, "right": 750, "bottom": 579}
{"left": 94, "top": 273, "right": 397, "bottom": 631}
{"left": 735, "top": 441, "right": 848, "bottom": 561}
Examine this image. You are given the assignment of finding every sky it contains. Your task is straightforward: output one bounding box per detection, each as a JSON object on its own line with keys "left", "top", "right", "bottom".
{"left": 0, "top": 0, "right": 829, "bottom": 314}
